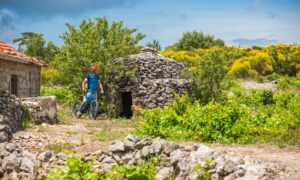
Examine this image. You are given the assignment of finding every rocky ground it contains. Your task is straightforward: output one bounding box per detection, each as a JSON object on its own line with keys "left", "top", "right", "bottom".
{"left": 0, "top": 106, "right": 299, "bottom": 179}
{"left": 1, "top": 110, "right": 298, "bottom": 179}
{"left": 240, "top": 81, "right": 278, "bottom": 90}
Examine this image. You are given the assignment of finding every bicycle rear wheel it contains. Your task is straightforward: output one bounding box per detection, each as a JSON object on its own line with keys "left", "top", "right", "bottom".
{"left": 89, "top": 100, "right": 98, "bottom": 120}
{"left": 72, "top": 101, "right": 82, "bottom": 118}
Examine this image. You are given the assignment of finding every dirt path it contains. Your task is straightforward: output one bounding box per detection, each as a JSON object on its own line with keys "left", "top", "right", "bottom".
{"left": 211, "top": 144, "right": 300, "bottom": 179}
{"left": 11, "top": 110, "right": 300, "bottom": 179}
{"left": 12, "top": 113, "right": 138, "bottom": 153}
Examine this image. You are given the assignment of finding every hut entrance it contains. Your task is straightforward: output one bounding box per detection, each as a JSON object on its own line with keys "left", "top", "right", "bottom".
{"left": 120, "top": 92, "right": 133, "bottom": 118}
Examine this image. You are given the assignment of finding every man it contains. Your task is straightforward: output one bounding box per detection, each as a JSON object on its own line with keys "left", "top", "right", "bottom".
{"left": 77, "top": 65, "right": 104, "bottom": 117}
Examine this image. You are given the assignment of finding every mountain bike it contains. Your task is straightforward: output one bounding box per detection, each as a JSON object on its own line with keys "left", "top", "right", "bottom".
{"left": 72, "top": 91, "right": 99, "bottom": 120}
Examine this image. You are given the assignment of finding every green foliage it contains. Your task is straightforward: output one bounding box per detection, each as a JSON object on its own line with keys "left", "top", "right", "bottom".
{"left": 105, "top": 163, "right": 157, "bottom": 180}
{"left": 171, "top": 31, "right": 224, "bottom": 51}
{"left": 137, "top": 91, "right": 300, "bottom": 145}
{"left": 13, "top": 32, "right": 46, "bottom": 60}
{"left": 41, "top": 86, "right": 76, "bottom": 106}
{"left": 277, "top": 76, "right": 300, "bottom": 90}
{"left": 267, "top": 73, "right": 281, "bottom": 81}
{"left": 193, "top": 160, "right": 212, "bottom": 180}
{"left": 41, "top": 68, "right": 61, "bottom": 86}
{"left": 51, "top": 17, "right": 144, "bottom": 95}
{"left": 189, "top": 47, "right": 231, "bottom": 104}
{"left": 47, "top": 156, "right": 157, "bottom": 180}
{"left": 21, "top": 107, "right": 34, "bottom": 129}
{"left": 145, "top": 39, "right": 161, "bottom": 51}
{"left": 255, "top": 90, "right": 275, "bottom": 105}
{"left": 47, "top": 156, "right": 101, "bottom": 180}
{"left": 13, "top": 32, "right": 58, "bottom": 63}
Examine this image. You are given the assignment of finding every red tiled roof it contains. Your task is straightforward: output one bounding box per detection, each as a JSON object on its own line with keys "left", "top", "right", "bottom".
{"left": 0, "top": 41, "right": 47, "bottom": 66}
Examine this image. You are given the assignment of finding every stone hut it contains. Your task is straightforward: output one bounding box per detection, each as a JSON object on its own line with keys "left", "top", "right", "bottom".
{"left": 107, "top": 48, "right": 189, "bottom": 118}
{"left": 0, "top": 41, "right": 47, "bottom": 97}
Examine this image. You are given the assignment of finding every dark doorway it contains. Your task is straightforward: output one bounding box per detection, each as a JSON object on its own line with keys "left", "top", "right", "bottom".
{"left": 10, "top": 74, "right": 18, "bottom": 96}
{"left": 121, "top": 92, "right": 133, "bottom": 118}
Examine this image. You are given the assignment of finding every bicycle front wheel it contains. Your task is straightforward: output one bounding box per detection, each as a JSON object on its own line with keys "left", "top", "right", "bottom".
{"left": 89, "top": 100, "right": 98, "bottom": 120}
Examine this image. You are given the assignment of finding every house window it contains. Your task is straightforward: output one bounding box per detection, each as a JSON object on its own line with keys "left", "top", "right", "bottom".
{"left": 10, "top": 74, "right": 18, "bottom": 95}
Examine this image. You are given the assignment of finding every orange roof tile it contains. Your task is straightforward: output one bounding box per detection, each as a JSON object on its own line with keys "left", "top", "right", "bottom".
{"left": 0, "top": 41, "right": 47, "bottom": 66}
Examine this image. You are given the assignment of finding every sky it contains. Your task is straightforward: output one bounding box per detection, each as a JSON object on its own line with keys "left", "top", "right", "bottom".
{"left": 0, "top": 0, "right": 299, "bottom": 49}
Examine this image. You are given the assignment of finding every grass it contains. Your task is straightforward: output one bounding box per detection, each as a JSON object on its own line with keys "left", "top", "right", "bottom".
{"left": 45, "top": 142, "right": 74, "bottom": 154}
{"left": 254, "top": 126, "right": 300, "bottom": 148}
{"left": 21, "top": 107, "right": 34, "bottom": 129}
{"left": 97, "top": 126, "right": 128, "bottom": 141}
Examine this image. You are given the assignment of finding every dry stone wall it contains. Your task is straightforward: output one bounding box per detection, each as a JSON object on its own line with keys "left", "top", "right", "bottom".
{"left": 21, "top": 96, "right": 58, "bottom": 125}
{"left": 0, "top": 89, "right": 22, "bottom": 143}
{"left": 132, "top": 48, "right": 189, "bottom": 109}
{"left": 0, "top": 128, "right": 294, "bottom": 180}
{"left": 110, "top": 48, "right": 190, "bottom": 114}
{"left": 2, "top": 135, "right": 291, "bottom": 179}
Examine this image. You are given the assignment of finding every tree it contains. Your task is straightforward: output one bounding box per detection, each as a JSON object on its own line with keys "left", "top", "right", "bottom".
{"left": 44, "top": 41, "right": 59, "bottom": 63}
{"left": 13, "top": 32, "right": 46, "bottom": 60}
{"left": 52, "top": 17, "right": 145, "bottom": 92}
{"left": 189, "top": 47, "right": 230, "bottom": 104}
{"left": 145, "top": 39, "right": 161, "bottom": 51}
{"left": 174, "top": 31, "right": 224, "bottom": 51}
{"left": 13, "top": 32, "right": 58, "bottom": 63}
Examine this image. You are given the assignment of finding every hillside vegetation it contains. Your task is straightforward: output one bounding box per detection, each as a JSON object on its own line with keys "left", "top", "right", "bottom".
{"left": 13, "top": 18, "right": 300, "bottom": 147}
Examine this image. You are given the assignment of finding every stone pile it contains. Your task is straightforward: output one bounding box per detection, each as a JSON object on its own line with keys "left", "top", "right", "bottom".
{"left": 135, "top": 79, "right": 189, "bottom": 108}
{"left": 21, "top": 96, "right": 58, "bottom": 124}
{"left": 135, "top": 48, "right": 187, "bottom": 81}
{"left": 0, "top": 135, "right": 293, "bottom": 179}
{"left": 0, "top": 142, "right": 38, "bottom": 179}
{"left": 0, "top": 89, "right": 22, "bottom": 142}
{"left": 39, "top": 135, "right": 292, "bottom": 180}
{"left": 132, "top": 48, "right": 189, "bottom": 109}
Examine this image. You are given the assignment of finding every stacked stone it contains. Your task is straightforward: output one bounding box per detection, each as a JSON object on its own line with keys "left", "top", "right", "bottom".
{"left": 54, "top": 135, "right": 290, "bottom": 180}
{"left": 135, "top": 79, "right": 189, "bottom": 108}
{"left": 21, "top": 96, "right": 58, "bottom": 124}
{"left": 0, "top": 142, "right": 38, "bottom": 179}
{"left": 130, "top": 48, "right": 189, "bottom": 109}
{"left": 2, "top": 135, "right": 291, "bottom": 179}
{"left": 134, "top": 49, "right": 186, "bottom": 81}
{"left": 0, "top": 89, "right": 22, "bottom": 143}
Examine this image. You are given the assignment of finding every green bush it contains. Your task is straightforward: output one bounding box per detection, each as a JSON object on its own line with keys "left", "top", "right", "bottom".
{"left": 277, "top": 76, "right": 300, "bottom": 90}
{"left": 47, "top": 156, "right": 101, "bottom": 180}
{"left": 21, "top": 107, "right": 34, "bottom": 129}
{"left": 137, "top": 92, "right": 300, "bottom": 145}
{"left": 47, "top": 156, "right": 158, "bottom": 180}
{"left": 267, "top": 73, "right": 281, "bottom": 81}
{"left": 105, "top": 163, "right": 157, "bottom": 180}
{"left": 255, "top": 90, "right": 275, "bottom": 105}
{"left": 41, "top": 86, "right": 77, "bottom": 106}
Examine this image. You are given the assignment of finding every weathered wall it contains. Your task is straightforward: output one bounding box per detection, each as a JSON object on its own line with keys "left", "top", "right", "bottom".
{"left": 21, "top": 96, "right": 58, "bottom": 125}
{"left": 0, "top": 89, "right": 22, "bottom": 143}
{"left": 0, "top": 60, "right": 41, "bottom": 97}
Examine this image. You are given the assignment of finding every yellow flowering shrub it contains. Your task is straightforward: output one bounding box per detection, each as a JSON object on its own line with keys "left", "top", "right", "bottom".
{"left": 41, "top": 68, "right": 61, "bottom": 85}
{"left": 230, "top": 49, "right": 273, "bottom": 77}
{"left": 265, "top": 44, "right": 300, "bottom": 76}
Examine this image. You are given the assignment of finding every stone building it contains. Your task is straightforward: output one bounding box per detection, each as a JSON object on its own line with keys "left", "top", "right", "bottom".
{"left": 107, "top": 48, "right": 189, "bottom": 118}
{"left": 0, "top": 41, "right": 46, "bottom": 97}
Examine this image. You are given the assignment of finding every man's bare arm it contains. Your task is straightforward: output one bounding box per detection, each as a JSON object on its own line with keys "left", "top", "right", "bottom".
{"left": 82, "top": 78, "right": 88, "bottom": 90}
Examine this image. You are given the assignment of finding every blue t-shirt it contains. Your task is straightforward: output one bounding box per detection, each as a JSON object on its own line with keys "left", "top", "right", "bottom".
{"left": 86, "top": 73, "right": 100, "bottom": 92}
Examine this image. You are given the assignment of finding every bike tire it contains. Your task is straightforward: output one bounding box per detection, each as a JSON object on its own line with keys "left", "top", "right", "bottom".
{"left": 89, "top": 100, "right": 98, "bottom": 120}
{"left": 72, "top": 101, "right": 82, "bottom": 118}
